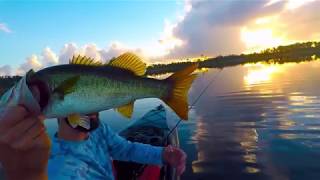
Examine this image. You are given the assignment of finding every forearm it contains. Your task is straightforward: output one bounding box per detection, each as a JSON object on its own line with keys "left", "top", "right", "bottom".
{"left": 104, "top": 123, "right": 164, "bottom": 165}
{"left": 129, "top": 142, "right": 164, "bottom": 165}
{"left": 111, "top": 141, "right": 164, "bottom": 165}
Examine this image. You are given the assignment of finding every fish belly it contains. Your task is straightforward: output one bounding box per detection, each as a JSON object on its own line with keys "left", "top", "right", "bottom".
{"left": 44, "top": 94, "right": 136, "bottom": 118}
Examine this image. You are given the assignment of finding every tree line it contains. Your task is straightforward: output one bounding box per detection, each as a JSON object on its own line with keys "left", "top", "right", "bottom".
{"left": 0, "top": 76, "right": 21, "bottom": 96}
{"left": 147, "top": 41, "right": 320, "bottom": 74}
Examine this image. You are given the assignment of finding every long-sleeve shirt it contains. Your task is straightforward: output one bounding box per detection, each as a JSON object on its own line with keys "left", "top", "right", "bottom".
{"left": 47, "top": 122, "right": 164, "bottom": 180}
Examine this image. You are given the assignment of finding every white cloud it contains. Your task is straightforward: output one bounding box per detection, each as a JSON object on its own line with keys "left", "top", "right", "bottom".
{"left": 0, "top": 23, "right": 11, "bottom": 33}
{"left": 16, "top": 55, "right": 42, "bottom": 75}
{"left": 15, "top": 47, "right": 59, "bottom": 75}
{"left": 7, "top": 42, "right": 143, "bottom": 76}
{"left": 100, "top": 41, "right": 135, "bottom": 61}
{"left": 42, "top": 47, "right": 59, "bottom": 66}
{"left": 82, "top": 44, "right": 102, "bottom": 61}
{"left": 59, "top": 41, "right": 146, "bottom": 64}
{"left": 59, "top": 43, "right": 79, "bottom": 64}
{"left": 57, "top": 42, "right": 141, "bottom": 64}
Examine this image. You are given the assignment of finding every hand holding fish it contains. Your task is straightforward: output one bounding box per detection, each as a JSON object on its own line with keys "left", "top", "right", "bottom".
{"left": 0, "top": 82, "right": 50, "bottom": 180}
{"left": 162, "top": 145, "right": 187, "bottom": 175}
{"left": 0, "top": 105, "right": 50, "bottom": 180}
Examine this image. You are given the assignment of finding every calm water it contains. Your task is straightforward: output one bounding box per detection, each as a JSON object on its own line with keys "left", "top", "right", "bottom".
{"left": 45, "top": 61, "right": 320, "bottom": 180}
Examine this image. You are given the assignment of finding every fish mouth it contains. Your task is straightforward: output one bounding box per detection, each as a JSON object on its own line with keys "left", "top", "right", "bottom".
{"left": 26, "top": 71, "right": 50, "bottom": 111}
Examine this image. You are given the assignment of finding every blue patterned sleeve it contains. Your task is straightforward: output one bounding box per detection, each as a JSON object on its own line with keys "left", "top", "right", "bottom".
{"left": 101, "top": 123, "right": 164, "bottom": 165}
{"left": 48, "top": 155, "right": 88, "bottom": 180}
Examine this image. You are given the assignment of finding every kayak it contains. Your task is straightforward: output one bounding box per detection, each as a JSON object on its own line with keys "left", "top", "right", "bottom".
{"left": 113, "top": 105, "right": 180, "bottom": 180}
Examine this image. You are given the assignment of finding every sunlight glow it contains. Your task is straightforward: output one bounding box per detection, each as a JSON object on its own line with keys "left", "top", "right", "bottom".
{"left": 145, "top": 19, "right": 184, "bottom": 58}
{"left": 241, "top": 27, "right": 284, "bottom": 53}
{"left": 255, "top": 17, "right": 274, "bottom": 25}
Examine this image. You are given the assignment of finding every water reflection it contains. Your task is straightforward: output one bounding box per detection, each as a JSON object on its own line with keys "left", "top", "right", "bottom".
{"left": 182, "top": 61, "right": 320, "bottom": 180}
{"left": 244, "top": 63, "right": 283, "bottom": 85}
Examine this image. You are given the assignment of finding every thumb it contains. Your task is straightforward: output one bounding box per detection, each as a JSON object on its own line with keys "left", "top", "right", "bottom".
{"left": 37, "top": 114, "right": 46, "bottom": 122}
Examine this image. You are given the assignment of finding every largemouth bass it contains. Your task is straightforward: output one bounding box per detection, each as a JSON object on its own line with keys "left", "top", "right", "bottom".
{"left": 26, "top": 52, "right": 197, "bottom": 120}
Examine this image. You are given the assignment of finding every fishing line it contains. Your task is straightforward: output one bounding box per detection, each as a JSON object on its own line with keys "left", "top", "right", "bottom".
{"left": 165, "top": 68, "right": 223, "bottom": 142}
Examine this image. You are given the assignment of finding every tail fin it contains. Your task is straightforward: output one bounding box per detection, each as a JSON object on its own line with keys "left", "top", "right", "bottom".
{"left": 162, "top": 64, "right": 198, "bottom": 120}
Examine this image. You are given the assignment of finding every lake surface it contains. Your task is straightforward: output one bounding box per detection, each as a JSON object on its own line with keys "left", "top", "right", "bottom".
{"left": 45, "top": 60, "right": 320, "bottom": 180}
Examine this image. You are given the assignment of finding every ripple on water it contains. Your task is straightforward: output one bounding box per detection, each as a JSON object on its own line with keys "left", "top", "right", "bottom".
{"left": 184, "top": 62, "right": 320, "bottom": 179}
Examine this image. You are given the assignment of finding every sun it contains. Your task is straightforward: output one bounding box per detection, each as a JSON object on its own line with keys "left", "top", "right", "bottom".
{"left": 241, "top": 27, "right": 284, "bottom": 53}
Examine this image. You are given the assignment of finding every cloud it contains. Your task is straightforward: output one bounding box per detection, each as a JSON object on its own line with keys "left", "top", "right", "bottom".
{"left": 166, "top": 0, "right": 286, "bottom": 58}
{"left": 100, "top": 42, "right": 128, "bottom": 61}
{"left": 58, "top": 43, "right": 79, "bottom": 64}
{"left": 100, "top": 41, "right": 144, "bottom": 62}
{"left": 10, "top": 42, "right": 143, "bottom": 76}
{"left": 165, "top": 0, "right": 319, "bottom": 57}
{"left": 42, "top": 47, "right": 59, "bottom": 66}
{"left": 58, "top": 41, "right": 145, "bottom": 64}
{"left": 242, "top": 0, "right": 320, "bottom": 51}
{"left": 16, "top": 55, "right": 42, "bottom": 75}
{"left": 16, "top": 47, "right": 59, "bottom": 75}
{"left": 0, "top": 23, "right": 11, "bottom": 33}
{"left": 82, "top": 44, "right": 102, "bottom": 61}
{"left": 59, "top": 43, "right": 105, "bottom": 63}
{"left": 273, "top": 1, "right": 320, "bottom": 41}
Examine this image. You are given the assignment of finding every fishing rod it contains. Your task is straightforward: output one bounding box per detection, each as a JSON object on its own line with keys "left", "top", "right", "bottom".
{"left": 165, "top": 68, "right": 223, "bottom": 142}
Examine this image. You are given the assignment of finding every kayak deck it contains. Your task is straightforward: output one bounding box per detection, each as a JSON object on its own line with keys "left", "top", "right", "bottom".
{"left": 113, "top": 105, "right": 179, "bottom": 180}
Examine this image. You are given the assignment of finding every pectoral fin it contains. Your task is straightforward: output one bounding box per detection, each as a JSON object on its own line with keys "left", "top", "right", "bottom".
{"left": 116, "top": 101, "right": 134, "bottom": 118}
{"left": 53, "top": 76, "right": 80, "bottom": 99}
{"left": 67, "top": 114, "right": 81, "bottom": 128}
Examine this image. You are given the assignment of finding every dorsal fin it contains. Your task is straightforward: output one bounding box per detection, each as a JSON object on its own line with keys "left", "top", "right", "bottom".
{"left": 69, "top": 55, "right": 103, "bottom": 66}
{"left": 108, "top": 52, "right": 146, "bottom": 76}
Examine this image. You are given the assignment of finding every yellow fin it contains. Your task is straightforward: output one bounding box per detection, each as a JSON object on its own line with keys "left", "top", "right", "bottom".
{"left": 67, "top": 114, "right": 81, "bottom": 127}
{"left": 168, "top": 63, "right": 198, "bottom": 80}
{"left": 116, "top": 101, "right": 134, "bottom": 118}
{"left": 162, "top": 63, "right": 198, "bottom": 120}
{"left": 108, "top": 52, "right": 146, "bottom": 76}
{"left": 70, "top": 55, "right": 102, "bottom": 66}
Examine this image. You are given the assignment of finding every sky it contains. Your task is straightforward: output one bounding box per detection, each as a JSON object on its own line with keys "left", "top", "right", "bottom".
{"left": 0, "top": 0, "right": 319, "bottom": 76}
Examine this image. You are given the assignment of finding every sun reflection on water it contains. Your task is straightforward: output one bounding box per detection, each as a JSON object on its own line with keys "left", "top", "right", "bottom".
{"left": 244, "top": 63, "right": 283, "bottom": 85}
{"left": 289, "top": 95, "right": 318, "bottom": 106}
{"left": 191, "top": 118, "right": 209, "bottom": 173}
